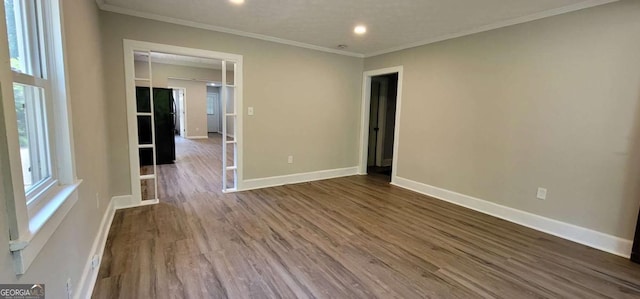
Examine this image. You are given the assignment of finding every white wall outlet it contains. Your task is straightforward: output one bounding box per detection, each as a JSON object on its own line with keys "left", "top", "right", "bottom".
{"left": 248, "top": 107, "right": 254, "bottom": 115}
{"left": 536, "top": 187, "right": 547, "bottom": 200}
{"left": 287, "top": 155, "right": 294, "bottom": 164}
{"left": 91, "top": 254, "right": 100, "bottom": 269}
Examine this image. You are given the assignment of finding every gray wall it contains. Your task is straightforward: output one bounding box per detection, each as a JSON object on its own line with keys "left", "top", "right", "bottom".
{"left": 101, "top": 11, "right": 364, "bottom": 196}
{"left": 364, "top": 0, "right": 640, "bottom": 239}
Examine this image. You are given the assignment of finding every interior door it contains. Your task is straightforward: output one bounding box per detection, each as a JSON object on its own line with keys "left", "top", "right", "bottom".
{"left": 178, "top": 89, "right": 185, "bottom": 137}
{"left": 632, "top": 210, "right": 640, "bottom": 263}
{"left": 368, "top": 80, "right": 380, "bottom": 166}
{"left": 207, "top": 92, "right": 219, "bottom": 133}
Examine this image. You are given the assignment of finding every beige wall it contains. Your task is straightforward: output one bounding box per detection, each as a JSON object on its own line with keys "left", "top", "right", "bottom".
{"left": 365, "top": 0, "right": 640, "bottom": 239}
{"left": 134, "top": 60, "right": 230, "bottom": 86}
{"left": 102, "top": 11, "right": 364, "bottom": 196}
{"left": 168, "top": 78, "right": 208, "bottom": 137}
{"left": 0, "top": 0, "right": 110, "bottom": 297}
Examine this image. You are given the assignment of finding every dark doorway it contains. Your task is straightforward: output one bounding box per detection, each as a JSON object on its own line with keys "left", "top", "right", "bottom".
{"left": 367, "top": 73, "right": 398, "bottom": 181}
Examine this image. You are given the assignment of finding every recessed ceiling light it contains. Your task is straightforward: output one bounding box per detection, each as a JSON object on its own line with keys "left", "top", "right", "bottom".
{"left": 229, "top": 0, "right": 244, "bottom": 4}
{"left": 354, "top": 25, "right": 367, "bottom": 35}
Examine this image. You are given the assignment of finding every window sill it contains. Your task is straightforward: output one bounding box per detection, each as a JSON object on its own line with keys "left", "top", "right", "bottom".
{"left": 9, "top": 180, "right": 82, "bottom": 275}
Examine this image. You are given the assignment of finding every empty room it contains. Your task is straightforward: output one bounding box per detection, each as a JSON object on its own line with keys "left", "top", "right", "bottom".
{"left": 0, "top": 0, "right": 640, "bottom": 298}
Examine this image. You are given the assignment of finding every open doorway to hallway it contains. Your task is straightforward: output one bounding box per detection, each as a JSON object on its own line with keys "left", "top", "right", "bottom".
{"left": 359, "top": 66, "right": 403, "bottom": 183}
{"left": 134, "top": 52, "right": 238, "bottom": 200}
{"left": 125, "top": 40, "right": 243, "bottom": 206}
{"left": 367, "top": 73, "right": 399, "bottom": 181}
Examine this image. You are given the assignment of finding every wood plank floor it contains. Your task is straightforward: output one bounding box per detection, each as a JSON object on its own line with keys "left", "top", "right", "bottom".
{"left": 92, "top": 133, "right": 640, "bottom": 298}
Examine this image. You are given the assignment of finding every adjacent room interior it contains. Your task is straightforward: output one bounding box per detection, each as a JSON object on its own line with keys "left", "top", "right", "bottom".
{"left": 132, "top": 50, "right": 239, "bottom": 201}
{"left": 366, "top": 72, "right": 399, "bottom": 180}
{"left": 1, "top": 0, "right": 640, "bottom": 298}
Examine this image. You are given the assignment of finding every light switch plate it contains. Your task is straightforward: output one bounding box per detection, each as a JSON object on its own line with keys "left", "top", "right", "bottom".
{"left": 248, "top": 107, "right": 254, "bottom": 115}
{"left": 536, "top": 187, "right": 547, "bottom": 200}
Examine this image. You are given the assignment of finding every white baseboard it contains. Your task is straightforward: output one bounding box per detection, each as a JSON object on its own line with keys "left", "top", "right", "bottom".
{"left": 186, "top": 135, "right": 208, "bottom": 139}
{"left": 214, "top": 131, "right": 234, "bottom": 138}
{"left": 240, "top": 166, "right": 359, "bottom": 191}
{"left": 112, "top": 195, "right": 158, "bottom": 210}
{"left": 75, "top": 198, "right": 117, "bottom": 299}
{"left": 75, "top": 194, "right": 156, "bottom": 299}
{"left": 111, "top": 195, "right": 134, "bottom": 208}
{"left": 392, "top": 176, "right": 633, "bottom": 258}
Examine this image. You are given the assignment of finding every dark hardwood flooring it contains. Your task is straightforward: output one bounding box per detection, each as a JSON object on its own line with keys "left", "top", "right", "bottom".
{"left": 92, "top": 133, "right": 640, "bottom": 298}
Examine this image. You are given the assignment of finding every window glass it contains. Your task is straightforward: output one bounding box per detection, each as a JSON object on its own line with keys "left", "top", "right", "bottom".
{"left": 14, "top": 83, "right": 51, "bottom": 194}
{"left": 4, "top": 0, "right": 41, "bottom": 76}
{"left": 207, "top": 93, "right": 216, "bottom": 115}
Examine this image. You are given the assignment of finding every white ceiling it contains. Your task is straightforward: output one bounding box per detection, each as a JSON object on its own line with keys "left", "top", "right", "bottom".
{"left": 99, "top": 0, "right": 616, "bottom": 57}
{"left": 134, "top": 52, "right": 223, "bottom": 69}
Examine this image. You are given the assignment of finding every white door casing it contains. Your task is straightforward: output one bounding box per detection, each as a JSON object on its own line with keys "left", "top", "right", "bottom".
{"left": 124, "top": 39, "right": 244, "bottom": 206}
{"left": 358, "top": 66, "right": 403, "bottom": 183}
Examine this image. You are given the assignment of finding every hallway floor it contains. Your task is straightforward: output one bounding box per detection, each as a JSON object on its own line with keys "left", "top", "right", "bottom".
{"left": 92, "top": 134, "right": 640, "bottom": 298}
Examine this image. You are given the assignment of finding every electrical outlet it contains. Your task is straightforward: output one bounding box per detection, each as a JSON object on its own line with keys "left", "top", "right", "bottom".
{"left": 287, "top": 155, "right": 293, "bottom": 164}
{"left": 91, "top": 254, "right": 100, "bottom": 270}
{"left": 536, "top": 187, "right": 547, "bottom": 200}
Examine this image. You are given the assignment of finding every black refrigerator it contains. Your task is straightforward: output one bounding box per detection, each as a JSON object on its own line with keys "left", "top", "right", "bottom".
{"left": 137, "top": 87, "right": 176, "bottom": 165}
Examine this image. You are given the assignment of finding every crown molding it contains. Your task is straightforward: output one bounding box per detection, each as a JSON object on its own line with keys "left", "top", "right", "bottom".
{"left": 364, "top": 0, "right": 618, "bottom": 57}
{"left": 96, "top": 2, "right": 364, "bottom": 58}
{"left": 97, "top": 0, "right": 617, "bottom": 59}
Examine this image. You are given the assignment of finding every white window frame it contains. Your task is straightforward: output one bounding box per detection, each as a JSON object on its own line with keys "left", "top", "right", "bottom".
{"left": 2, "top": 0, "right": 80, "bottom": 275}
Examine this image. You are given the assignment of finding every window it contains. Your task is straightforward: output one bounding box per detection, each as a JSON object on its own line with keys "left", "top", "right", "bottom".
{"left": 207, "top": 92, "right": 218, "bottom": 115}
{"left": 5, "top": 0, "right": 57, "bottom": 201}
{"left": 3, "top": 0, "right": 79, "bottom": 274}
{"left": 14, "top": 83, "right": 53, "bottom": 196}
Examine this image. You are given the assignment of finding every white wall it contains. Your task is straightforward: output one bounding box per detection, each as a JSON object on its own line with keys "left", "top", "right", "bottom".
{"left": 168, "top": 78, "right": 208, "bottom": 137}
{"left": 365, "top": 0, "right": 640, "bottom": 239}
{"left": 0, "top": 0, "right": 111, "bottom": 297}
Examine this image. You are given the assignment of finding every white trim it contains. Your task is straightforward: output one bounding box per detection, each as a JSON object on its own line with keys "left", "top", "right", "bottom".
{"left": 239, "top": 167, "right": 359, "bottom": 191}
{"left": 97, "top": 3, "right": 363, "bottom": 58}
{"left": 74, "top": 198, "right": 116, "bottom": 299}
{"left": 74, "top": 194, "right": 158, "bottom": 299}
{"left": 392, "top": 176, "right": 633, "bottom": 258}
{"left": 96, "top": 0, "right": 614, "bottom": 59}
{"left": 359, "top": 66, "right": 403, "bottom": 181}
{"left": 10, "top": 180, "right": 82, "bottom": 274}
{"left": 186, "top": 135, "right": 208, "bottom": 139}
{"left": 111, "top": 194, "right": 159, "bottom": 210}
{"left": 110, "top": 195, "right": 135, "bottom": 209}
{"left": 364, "top": 0, "right": 618, "bottom": 57}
